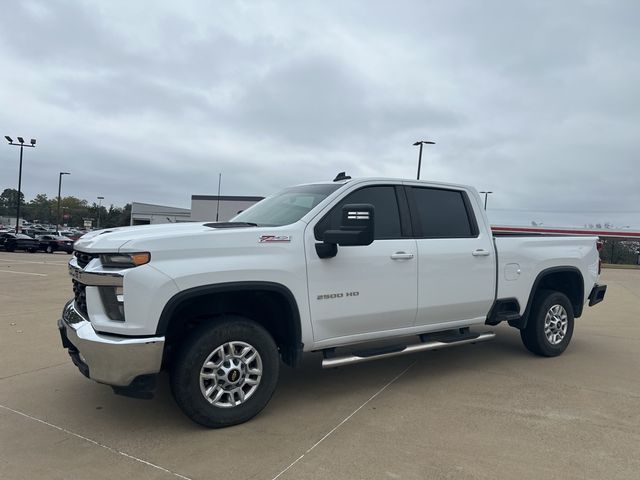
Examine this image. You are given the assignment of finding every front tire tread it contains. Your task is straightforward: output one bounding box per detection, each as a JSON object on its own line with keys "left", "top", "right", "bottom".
{"left": 170, "top": 316, "right": 279, "bottom": 428}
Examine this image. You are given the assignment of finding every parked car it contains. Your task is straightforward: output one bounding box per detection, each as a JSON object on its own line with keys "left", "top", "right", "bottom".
{"left": 59, "top": 230, "right": 83, "bottom": 241}
{"left": 21, "top": 228, "right": 48, "bottom": 238}
{"left": 36, "top": 234, "right": 74, "bottom": 254}
{"left": 0, "top": 232, "right": 39, "bottom": 252}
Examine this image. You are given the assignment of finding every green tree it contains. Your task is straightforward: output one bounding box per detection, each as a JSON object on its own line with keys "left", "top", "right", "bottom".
{"left": 2, "top": 188, "right": 132, "bottom": 229}
{"left": 59, "top": 196, "right": 90, "bottom": 228}
{"left": 119, "top": 203, "right": 132, "bottom": 226}
{"left": 25, "top": 193, "right": 55, "bottom": 223}
{"left": 0, "top": 188, "right": 25, "bottom": 216}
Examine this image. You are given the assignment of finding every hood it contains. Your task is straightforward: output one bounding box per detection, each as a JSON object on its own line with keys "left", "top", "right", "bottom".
{"left": 73, "top": 222, "right": 232, "bottom": 252}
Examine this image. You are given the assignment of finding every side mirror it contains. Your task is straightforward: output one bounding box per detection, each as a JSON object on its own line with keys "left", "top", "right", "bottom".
{"left": 315, "top": 204, "right": 375, "bottom": 258}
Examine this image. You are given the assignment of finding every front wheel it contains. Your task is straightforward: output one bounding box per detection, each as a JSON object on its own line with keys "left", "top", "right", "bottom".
{"left": 170, "top": 316, "right": 280, "bottom": 428}
{"left": 520, "top": 290, "right": 574, "bottom": 357}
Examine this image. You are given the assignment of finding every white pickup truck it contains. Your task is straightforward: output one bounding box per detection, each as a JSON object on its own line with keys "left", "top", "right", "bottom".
{"left": 58, "top": 175, "right": 607, "bottom": 427}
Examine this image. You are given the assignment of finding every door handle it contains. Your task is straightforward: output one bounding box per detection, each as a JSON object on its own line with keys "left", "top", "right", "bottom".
{"left": 472, "top": 249, "right": 491, "bottom": 257}
{"left": 391, "top": 252, "right": 414, "bottom": 260}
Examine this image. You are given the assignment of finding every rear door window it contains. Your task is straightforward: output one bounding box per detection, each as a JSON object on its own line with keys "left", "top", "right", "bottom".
{"left": 409, "top": 187, "right": 477, "bottom": 238}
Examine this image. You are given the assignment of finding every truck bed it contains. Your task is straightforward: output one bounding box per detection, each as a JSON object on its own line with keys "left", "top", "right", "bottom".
{"left": 494, "top": 235, "right": 600, "bottom": 316}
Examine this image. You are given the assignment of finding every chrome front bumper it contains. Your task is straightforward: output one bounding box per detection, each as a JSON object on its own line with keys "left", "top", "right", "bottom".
{"left": 58, "top": 300, "right": 165, "bottom": 387}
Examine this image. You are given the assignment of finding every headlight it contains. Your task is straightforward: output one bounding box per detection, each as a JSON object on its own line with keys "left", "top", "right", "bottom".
{"left": 100, "top": 252, "right": 150, "bottom": 268}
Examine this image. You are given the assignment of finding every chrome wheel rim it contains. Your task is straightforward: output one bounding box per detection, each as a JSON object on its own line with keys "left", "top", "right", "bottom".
{"left": 199, "top": 341, "right": 262, "bottom": 408}
{"left": 544, "top": 304, "right": 568, "bottom": 345}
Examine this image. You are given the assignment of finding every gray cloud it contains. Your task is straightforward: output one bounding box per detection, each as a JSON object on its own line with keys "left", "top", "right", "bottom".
{"left": 230, "top": 54, "right": 462, "bottom": 146}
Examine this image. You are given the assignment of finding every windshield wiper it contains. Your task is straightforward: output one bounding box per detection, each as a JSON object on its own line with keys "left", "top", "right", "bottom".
{"left": 204, "top": 222, "right": 259, "bottom": 229}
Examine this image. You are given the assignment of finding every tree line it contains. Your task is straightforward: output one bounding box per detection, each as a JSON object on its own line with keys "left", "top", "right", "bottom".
{"left": 599, "top": 239, "right": 640, "bottom": 266}
{"left": 0, "top": 188, "right": 131, "bottom": 229}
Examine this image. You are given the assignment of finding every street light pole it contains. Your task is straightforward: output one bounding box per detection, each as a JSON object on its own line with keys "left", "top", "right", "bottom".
{"left": 4, "top": 136, "right": 36, "bottom": 233}
{"left": 413, "top": 140, "right": 435, "bottom": 180}
{"left": 215, "top": 173, "right": 222, "bottom": 222}
{"left": 56, "top": 172, "right": 70, "bottom": 234}
{"left": 97, "top": 196, "right": 104, "bottom": 229}
{"left": 479, "top": 191, "right": 493, "bottom": 210}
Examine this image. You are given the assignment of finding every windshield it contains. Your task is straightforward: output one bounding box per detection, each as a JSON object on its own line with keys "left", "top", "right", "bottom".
{"left": 232, "top": 183, "right": 342, "bottom": 227}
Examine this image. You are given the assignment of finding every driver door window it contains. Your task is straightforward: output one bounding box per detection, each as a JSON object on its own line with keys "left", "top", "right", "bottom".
{"left": 314, "top": 186, "right": 402, "bottom": 241}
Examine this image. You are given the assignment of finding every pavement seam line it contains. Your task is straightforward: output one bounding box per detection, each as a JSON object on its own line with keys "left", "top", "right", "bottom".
{"left": 0, "top": 404, "right": 193, "bottom": 480}
{"left": 463, "top": 366, "right": 640, "bottom": 400}
{"left": 0, "top": 361, "right": 69, "bottom": 381}
{"left": 617, "top": 282, "right": 640, "bottom": 299}
{"left": 0, "top": 259, "right": 68, "bottom": 265}
{"left": 0, "top": 270, "right": 47, "bottom": 276}
{"left": 271, "top": 360, "right": 417, "bottom": 480}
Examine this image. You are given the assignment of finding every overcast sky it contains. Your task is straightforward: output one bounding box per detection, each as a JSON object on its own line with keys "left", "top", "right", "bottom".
{"left": 1, "top": 0, "right": 638, "bottom": 228}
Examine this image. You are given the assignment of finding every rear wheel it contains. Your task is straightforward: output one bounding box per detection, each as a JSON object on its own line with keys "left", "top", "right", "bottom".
{"left": 46, "top": 245, "right": 54, "bottom": 254}
{"left": 520, "top": 290, "right": 574, "bottom": 357}
{"left": 170, "top": 316, "right": 280, "bottom": 428}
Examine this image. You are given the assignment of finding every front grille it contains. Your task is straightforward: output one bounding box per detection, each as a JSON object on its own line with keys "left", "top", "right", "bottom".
{"left": 74, "top": 251, "right": 98, "bottom": 268}
{"left": 72, "top": 280, "right": 88, "bottom": 318}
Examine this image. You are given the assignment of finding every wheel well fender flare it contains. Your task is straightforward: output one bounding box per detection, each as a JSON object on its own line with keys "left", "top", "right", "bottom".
{"left": 522, "top": 266, "right": 584, "bottom": 326}
{"left": 156, "top": 281, "right": 303, "bottom": 363}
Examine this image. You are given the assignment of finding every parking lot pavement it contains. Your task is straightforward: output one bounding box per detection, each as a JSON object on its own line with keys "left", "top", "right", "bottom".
{"left": 1, "top": 251, "right": 639, "bottom": 480}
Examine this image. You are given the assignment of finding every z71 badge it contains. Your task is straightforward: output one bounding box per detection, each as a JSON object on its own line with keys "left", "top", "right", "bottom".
{"left": 259, "top": 235, "right": 291, "bottom": 243}
{"left": 317, "top": 291, "right": 359, "bottom": 300}
{"left": 69, "top": 265, "right": 82, "bottom": 280}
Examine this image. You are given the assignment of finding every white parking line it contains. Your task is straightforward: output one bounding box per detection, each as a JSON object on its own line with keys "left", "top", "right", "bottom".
{"left": 271, "top": 360, "right": 417, "bottom": 480}
{"left": 0, "top": 404, "right": 193, "bottom": 480}
{"left": 0, "top": 270, "right": 47, "bottom": 277}
{"left": 0, "top": 259, "right": 67, "bottom": 265}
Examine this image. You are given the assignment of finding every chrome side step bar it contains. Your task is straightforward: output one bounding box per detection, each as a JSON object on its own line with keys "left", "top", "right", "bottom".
{"left": 321, "top": 331, "right": 496, "bottom": 369}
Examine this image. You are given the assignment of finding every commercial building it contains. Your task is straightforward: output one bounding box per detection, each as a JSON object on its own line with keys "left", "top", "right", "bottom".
{"left": 190, "top": 195, "right": 263, "bottom": 222}
{"left": 130, "top": 202, "right": 192, "bottom": 225}
{"left": 130, "top": 195, "right": 263, "bottom": 225}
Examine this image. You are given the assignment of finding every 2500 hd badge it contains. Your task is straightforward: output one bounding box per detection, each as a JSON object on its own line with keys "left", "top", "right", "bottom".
{"left": 317, "top": 291, "right": 360, "bottom": 300}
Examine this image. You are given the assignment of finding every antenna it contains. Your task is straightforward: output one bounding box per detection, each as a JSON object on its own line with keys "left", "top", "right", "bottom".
{"left": 333, "top": 171, "right": 351, "bottom": 182}
{"left": 215, "top": 173, "right": 222, "bottom": 222}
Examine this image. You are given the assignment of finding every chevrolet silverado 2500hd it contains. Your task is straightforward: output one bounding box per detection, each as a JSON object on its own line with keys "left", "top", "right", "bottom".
{"left": 58, "top": 176, "right": 607, "bottom": 427}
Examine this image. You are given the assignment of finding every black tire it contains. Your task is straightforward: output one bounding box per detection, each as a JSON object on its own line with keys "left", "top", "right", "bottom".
{"left": 520, "top": 289, "right": 574, "bottom": 357}
{"left": 46, "top": 245, "right": 53, "bottom": 254}
{"left": 6, "top": 246, "right": 14, "bottom": 252}
{"left": 170, "top": 316, "right": 280, "bottom": 428}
